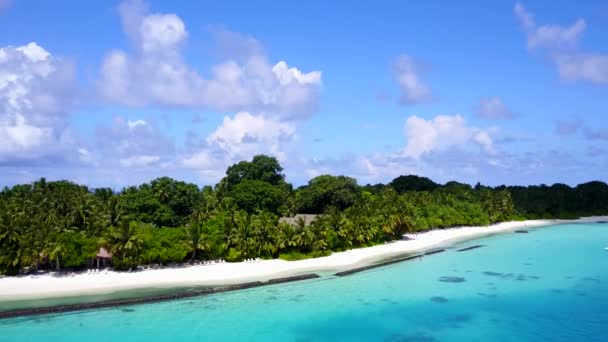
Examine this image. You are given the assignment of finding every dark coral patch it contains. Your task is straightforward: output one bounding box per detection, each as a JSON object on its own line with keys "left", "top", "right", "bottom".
{"left": 438, "top": 276, "right": 466, "bottom": 283}
{"left": 381, "top": 298, "right": 398, "bottom": 305}
{"left": 430, "top": 296, "right": 448, "bottom": 303}
{"left": 477, "top": 292, "right": 498, "bottom": 298}
{"left": 446, "top": 313, "right": 473, "bottom": 323}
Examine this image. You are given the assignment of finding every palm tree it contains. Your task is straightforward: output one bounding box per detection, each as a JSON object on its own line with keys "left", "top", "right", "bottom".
{"left": 301, "top": 226, "right": 316, "bottom": 251}
{"left": 275, "top": 221, "right": 294, "bottom": 253}
{"left": 256, "top": 211, "right": 278, "bottom": 257}
{"left": 29, "top": 223, "right": 52, "bottom": 271}
{"left": 289, "top": 217, "right": 316, "bottom": 252}
{"left": 153, "top": 178, "right": 173, "bottom": 204}
{"left": 186, "top": 223, "right": 209, "bottom": 262}
{"left": 103, "top": 219, "right": 143, "bottom": 269}
{"left": 228, "top": 211, "right": 253, "bottom": 257}
{"left": 46, "top": 240, "right": 67, "bottom": 271}
{"left": 0, "top": 210, "right": 21, "bottom": 249}
{"left": 107, "top": 196, "right": 123, "bottom": 228}
{"left": 0, "top": 226, "right": 22, "bottom": 271}
{"left": 388, "top": 208, "right": 416, "bottom": 239}
{"left": 70, "top": 187, "right": 96, "bottom": 234}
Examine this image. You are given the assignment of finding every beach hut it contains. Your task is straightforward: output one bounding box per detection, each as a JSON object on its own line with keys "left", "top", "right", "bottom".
{"left": 279, "top": 214, "right": 318, "bottom": 226}
{"left": 96, "top": 247, "right": 112, "bottom": 269}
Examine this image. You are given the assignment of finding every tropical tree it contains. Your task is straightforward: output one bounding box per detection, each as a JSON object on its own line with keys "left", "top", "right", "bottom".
{"left": 102, "top": 219, "right": 143, "bottom": 270}
{"left": 46, "top": 240, "right": 67, "bottom": 271}
{"left": 295, "top": 175, "right": 361, "bottom": 214}
{"left": 186, "top": 223, "right": 209, "bottom": 262}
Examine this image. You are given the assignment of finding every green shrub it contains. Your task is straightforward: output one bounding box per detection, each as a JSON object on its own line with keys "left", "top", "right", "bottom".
{"left": 225, "top": 248, "right": 242, "bottom": 262}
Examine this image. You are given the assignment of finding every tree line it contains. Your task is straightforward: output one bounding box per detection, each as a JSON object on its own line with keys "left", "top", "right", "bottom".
{"left": 1, "top": 155, "right": 607, "bottom": 275}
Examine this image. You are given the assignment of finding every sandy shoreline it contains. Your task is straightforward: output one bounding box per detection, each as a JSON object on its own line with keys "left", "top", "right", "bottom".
{"left": 1, "top": 216, "right": 606, "bottom": 302}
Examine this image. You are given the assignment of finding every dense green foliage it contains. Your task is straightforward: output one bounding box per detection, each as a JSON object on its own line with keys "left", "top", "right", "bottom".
{"left": 1, "top": 155, "right": 606, "bottom": 275}
{"left": 505, "top": 181, "right": 608, "bottom": 219}
{"left": 295, "top": 175, "right": 361, "bottom": 214}
{"left": 389, "top": 175, "right": 440, "bottom": 193}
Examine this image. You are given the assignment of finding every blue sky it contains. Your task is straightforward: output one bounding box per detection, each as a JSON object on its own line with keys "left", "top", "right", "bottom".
{"left": 0, "top": 0, "right": 606, "bottom": 188}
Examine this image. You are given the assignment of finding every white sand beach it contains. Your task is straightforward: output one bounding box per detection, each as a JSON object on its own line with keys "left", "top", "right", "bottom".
{"left": 1, "top": 216, "right": 606, "bottom": 302}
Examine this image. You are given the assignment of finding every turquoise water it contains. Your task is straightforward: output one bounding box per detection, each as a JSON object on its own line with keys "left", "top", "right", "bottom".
{"left": 1, "top": 223, "right": 607, "bottom": 341}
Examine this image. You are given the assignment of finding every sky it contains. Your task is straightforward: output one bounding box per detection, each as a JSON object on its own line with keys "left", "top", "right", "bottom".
{"left": 0, "top": 0, "right": 607, "bottom": 188}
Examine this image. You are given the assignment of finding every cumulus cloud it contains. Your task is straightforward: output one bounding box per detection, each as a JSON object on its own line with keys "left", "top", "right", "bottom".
{"left": 94, "top": 117, "right": 175, "bottom": 168}
{"left": 393, "top": 54, "right": 432, "bottom": 104}
{"left": 554, "top": 53, "right": 608, "bottom": 84}
{"left": 0, "top": 42, "right": 79, "bottom": 163}
{"left": 296, "top": 114, "right": 502, "bottom": 185}
{"left": 474, "top": 97, "right": 515, "bottom": 120}
{"left": 515, "top": 3, "right": 586, "bottom": 49}
{"left": 304, "top": 147, "right": 511, "bottom": 187}
{"left": 119, "top": 155, "right": 161, "bottom": 168}
{"left": 99, "top": 0, "right": 322, "bottom": 118}
{"left": 303, "top": 115, "right": 498, "bottom": 183}
{"left": 181, "top": 112, "right": 296, "bottom": 181}
{"left": 402, "top": 115, "right": 496, "bottom": 159}
{"left": 515, "top": 3, "right": 608, "bottom": 84}
{"left": 307, "top": 140, "right": 600, "bottom": 188}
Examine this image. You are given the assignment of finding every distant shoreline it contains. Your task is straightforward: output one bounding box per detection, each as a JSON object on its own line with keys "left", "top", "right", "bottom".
{"left": 0, "top": 216, "right": 606, "bottom": 308}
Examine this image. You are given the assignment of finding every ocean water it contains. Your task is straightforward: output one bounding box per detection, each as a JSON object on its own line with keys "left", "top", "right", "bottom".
{"left": 1, "top": 223, "right": 607, "bottom": 341}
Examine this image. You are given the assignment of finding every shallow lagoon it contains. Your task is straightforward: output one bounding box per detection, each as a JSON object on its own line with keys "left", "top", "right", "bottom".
{"left": 1, "top": 223, "right": 607, "bottom": 341}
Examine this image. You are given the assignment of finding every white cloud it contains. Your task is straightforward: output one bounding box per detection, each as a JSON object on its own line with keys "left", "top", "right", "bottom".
{"left": 474, "top": 97, "right": 515, "bottom": 119}
{"left": 298, "top": 115, "right": 501, "bottom": 186}
{"left": 140, "top": 14, "right": 187, "bottom": 53}
{"left": 94, "top": 116, "right": 174, "bottom": 167}
{"left": 0, "top": 42, "right": 78, "bottom": 161}
{"left": 77, "top": 148, "right": 93, "bottom": 163}
{"left": 99, "top": 0, "right": 322, "bottom": 118}
{"left": 119, "top": 155, "right": 161, "bottom": 167}
{"left": 181, "top": 112, "right": 295, "bottom": 181}
{"left": 514, "top": 2, "right": 535, "bottom": 30}
{"left": 402, "top": 115, "right": 495, "bottom": 159}
{"left": 393, "top": 54, "right": 432, "bottom": 104}
{"left": 353, "top": 154, "right": 419, "bottom": 183}
{"left": 554, "top": 53, "right": 608, "bottom": 84}
{"left": 515, "top": 3, "right": 586, "bottom": 49}
{"left": 127, "top": 119, "right": 147, "bottom": 129}
{"left": 515, "top": 3, "right": 608, "bottom": 84}
{"left": 473, "top": 131, "right": 494, "bottom": 153}
{"left": 207, "top": 112, "right": 295, "bottom": 159}
{"left": 272, "top": 61, "right": 322, "bottom": 85}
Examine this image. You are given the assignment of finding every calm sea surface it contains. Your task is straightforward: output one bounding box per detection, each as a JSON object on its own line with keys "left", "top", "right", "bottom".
{"left": 1, "top": 223, "right": 607, "bottom": 341}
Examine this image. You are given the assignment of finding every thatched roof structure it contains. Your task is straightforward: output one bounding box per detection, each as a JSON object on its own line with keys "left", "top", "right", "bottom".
{"left": 279, "top": 214, "right": 318, "bottom": 226}
{"left": 96, "top": 247, "right": 112, "bottom": 259}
